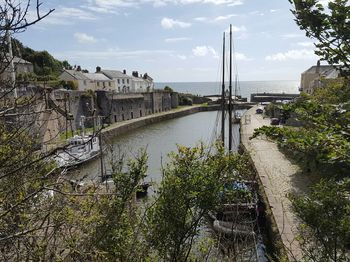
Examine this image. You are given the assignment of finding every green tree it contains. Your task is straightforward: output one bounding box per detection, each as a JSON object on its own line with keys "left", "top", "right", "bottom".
{"left": 291, "top": 179, "right": 350, "bottom": 262}
{"left": 147, "top": 144, "right": 255, "bottom": 261}
{"left": 289, "top": 0, "right": 350, "bottom": 75}
{"left": 164, "top": 86, "right": 174, "bottom": 92}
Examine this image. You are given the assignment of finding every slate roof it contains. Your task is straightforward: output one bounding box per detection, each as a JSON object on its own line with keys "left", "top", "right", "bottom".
{"left": 3, "top": 55, "right": 32, "bottom": 65}
{"left": 83, "top": 73, "right": 112, "bottom": 81}
{"left": 102, "top": 70, "right": 131, "bottom": 79}
{"left": 64, "top": 70, "right": 89, "bottom": 80}
{"left": 303, "top": 65, "right": 339, "bottom": 77}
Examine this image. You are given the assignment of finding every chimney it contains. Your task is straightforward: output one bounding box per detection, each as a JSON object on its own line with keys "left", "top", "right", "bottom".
{"left": 316, "top": 60, "right": 321, "bottom": 74}
{"left": 123, "top": 69, "right": 126, "bottom": 74}
{"left": 96, "top": 66, "right": 101, "bottom": 73}
{"left": 132, "top": 71, "right": 139, "bottom": 77}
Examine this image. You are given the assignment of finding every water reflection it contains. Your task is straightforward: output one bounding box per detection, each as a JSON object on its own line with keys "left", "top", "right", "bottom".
{"left": 68, "top": 110, "right": 242, "bottom": 183}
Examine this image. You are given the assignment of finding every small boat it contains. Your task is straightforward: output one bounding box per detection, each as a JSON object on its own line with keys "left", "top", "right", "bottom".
{"left": 213, "top": 220, "right": 256, "bottom": 236}
{"left": 209, "top": 180, "right": 259, "bottom": 237}
{"left": 136, "top": 182, "right": 151, "bottom": 198}
{"left": 232, "top": 112, "right": 241, "bottom": 124}
{"left": 54, "top": 135, "right": 100, "bottom": 168}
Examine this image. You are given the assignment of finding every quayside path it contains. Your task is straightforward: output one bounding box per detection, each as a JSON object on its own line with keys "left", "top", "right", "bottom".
{"left": 241, "top": 106, "right": 312, "bottom": 261}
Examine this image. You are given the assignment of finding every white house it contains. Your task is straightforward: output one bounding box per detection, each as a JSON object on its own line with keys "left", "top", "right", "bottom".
{"left": 59, "top": 69, "right": 92, "bottom": 90}
{"left": 300, "top": 61, "right": 340, "bottom": 94}
{"left": 59, "top": 69, "right": 115, "bottom": 91}
{"left": 99, "top": 68, "right": 132, "bottom": 93}
{"left": 83, "top": 73, "right": 115, "bottom": 91}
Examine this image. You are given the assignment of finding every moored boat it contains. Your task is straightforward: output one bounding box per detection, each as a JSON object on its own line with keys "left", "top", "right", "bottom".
{"left": 54, "top": 135, "right": 100, "bottom": 168}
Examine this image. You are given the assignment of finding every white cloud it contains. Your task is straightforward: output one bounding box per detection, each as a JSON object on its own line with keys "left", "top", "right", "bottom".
{"left": 225, "top": 25, "right": 247, "bottom": 33}
{"left": 319, "top": 0, "right": 332, "bottom": 6}
{"left": 297, "top": 42, "right": 314, "bottom": 48}
{"left": 55, "top": 49, "right": 174, "bottom": 60}
{"left": 192, "top": 46, "right": 219, "bottom": 58}
{"left": 161, "top": 17, "right": 191, "bottom": 29}
{"left": 214, "top": 14, "right": 237, "bottom": 21}
{"left": 28, "top": 7, "right": 96, "bottom": 25}
{"left": 53, "top": 7, "right": 96, "bottom": 21}
{"left": 74, "top": 33, "right": 97, "bottom": 44}
{"left": 165, "top": 37, "right": 191, "bottom": 43}
{"left": 194, "top": 17, "right": 207, "bottom": 21}
{"left": 86, "top": 0, "right": 245, "bottom": 12}
{"left": 265, "top": 49, "right": 316, "bottom": 61}
{"left": 177, "top": 55, "right": 187, "bottom": 60}
{"left": 234, "top": 52, "right": 251, "bottom": 61}
{"left": 249, "top": 10, "right": 264, "bottom": 16}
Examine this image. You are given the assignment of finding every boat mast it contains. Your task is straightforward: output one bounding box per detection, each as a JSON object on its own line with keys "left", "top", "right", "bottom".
{"left": 228, "top": 24, "right": 233, "bottom": 151}
{"left": 221, "top": 32, "right": 226, "bottom": 146}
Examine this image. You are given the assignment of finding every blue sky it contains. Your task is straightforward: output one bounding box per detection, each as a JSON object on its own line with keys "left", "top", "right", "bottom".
{"left": 17, "top": 0, "right": 328, "bottom": 82}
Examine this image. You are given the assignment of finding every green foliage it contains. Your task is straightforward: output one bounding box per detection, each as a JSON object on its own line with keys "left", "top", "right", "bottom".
{"left": 291, "top": 179, "right": 350, "bottom": 261}
{"left": 289, "top": 0, "right": 350, "bottom": 74}
{"left": 252, "top": 81, "right": 350, "bottom": 175}
{"left": 12, "top": 39, "right": 71, "bottom": 77}
{"left": 164, "top": 86, "right": 174, "bottom": 92}
{"left": 91, "top": 149, "right": 149, "bottom": 261}
{"left": 147, "top": 143, "right": 255, "bottom": 261}
{"left": 65, "top": 80, "right": 78, "bottom": 90}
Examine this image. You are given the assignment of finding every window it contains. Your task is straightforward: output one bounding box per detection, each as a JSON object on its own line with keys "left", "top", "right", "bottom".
{"left": 83, "top": 80, "right": 87, "bottom": 85}
{"left": 118, "top": 79, "right": 120, "bottom": 84}
{"left": 131, "top": 112, "right": 134, "bottom": 119}
{"left": 127, "top": 79, "right": 129, "bottom": 84}
{"left": 122, "top": 79, "right": 125, "bottom": 84}
{"left": 118, "top": 86, "right": 120, "bottom": 92}
{"left": 97, "top": 82, "right": 100, "bottom": 87}
{"left": 109, "top": 82, "right": 111, "bottom": 87}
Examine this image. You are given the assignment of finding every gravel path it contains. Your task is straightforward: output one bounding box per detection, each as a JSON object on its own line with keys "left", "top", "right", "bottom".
{"left": 241, "top": 106, "right": 312, "bottom": 261}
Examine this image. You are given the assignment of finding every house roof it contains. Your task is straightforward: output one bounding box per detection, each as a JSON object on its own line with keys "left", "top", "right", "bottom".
{"left": 63, "top": 70, "right": 89, "bottom": 80}
{"left": 83, "top": 73, "right": 112, "bottom": 81}
{"left": 12, "top": 57, "right": 32, "bottom": 65}
{"left": 303, "top": 65, "right": 338, "bottom": 76}
{"left": 102, "top": 70, "right": 131, "bottom": 79}
{"left": 131, "top": 76, "right": 146, "bottom": 82}
{"left": 3, "top": 55, "right": 32, "bottom": 65}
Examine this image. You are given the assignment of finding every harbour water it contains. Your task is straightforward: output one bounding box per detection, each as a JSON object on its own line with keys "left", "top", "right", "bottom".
{"left": 70, "top": 110, "right": 241, "bottom": 184}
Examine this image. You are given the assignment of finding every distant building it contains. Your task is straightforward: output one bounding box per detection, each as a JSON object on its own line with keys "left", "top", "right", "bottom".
{"left": 98, "top": 68, "right": 132, "bottom": 93}
{"left": 59, "top": 69, "right": 115, "bottom": 91}
{"left": 300, "top": 61, "right": 340, "bottom": 94}
{"left": 83, "top": 73, "right": 115, "bottom": 91}
{"left": 98, "top": 67, "right": 154, "bottom": 93}
{"left": 0, "top": 56, "right": 34, "bottom": 81}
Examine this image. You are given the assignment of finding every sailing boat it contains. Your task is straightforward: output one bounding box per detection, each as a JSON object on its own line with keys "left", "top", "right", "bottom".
{"left": 208, "top": 25, "right": 260, "bottom": 261}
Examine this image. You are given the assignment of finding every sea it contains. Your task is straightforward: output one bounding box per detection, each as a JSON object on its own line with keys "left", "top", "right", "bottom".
{"left": 155, "top": 80, "right": 300, "bottom": 101}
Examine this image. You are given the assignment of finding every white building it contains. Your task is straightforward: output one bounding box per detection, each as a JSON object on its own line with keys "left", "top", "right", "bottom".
{"left": 99, "top": 69, "right": 132, "bottom": 93}
{"left": 1, "top": 56, "right": 34, "bottom": 81}
{"left": 59, "top": 69, "right": 115, "bottom": 91}
{"left": 83, "top": 73, "right": 115, "bottom": 91}
{"left": 300, "top": 62, "right": 340, "bottom": 94}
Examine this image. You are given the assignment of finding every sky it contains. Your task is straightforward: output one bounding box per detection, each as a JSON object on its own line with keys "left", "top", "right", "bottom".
{"left": 17, "top": 0, "right": 330, "bottom": 82}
